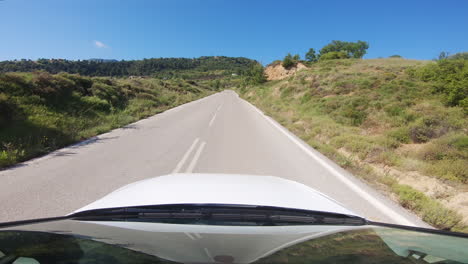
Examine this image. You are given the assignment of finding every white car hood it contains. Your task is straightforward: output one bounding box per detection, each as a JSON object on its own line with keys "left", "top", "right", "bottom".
{"left": 74, "top": 173, "right": 359, "bottom": 217}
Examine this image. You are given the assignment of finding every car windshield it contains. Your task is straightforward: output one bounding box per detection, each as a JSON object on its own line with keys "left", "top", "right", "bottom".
{"left": 0, "top": 211, "right": 467, "bottom": 264}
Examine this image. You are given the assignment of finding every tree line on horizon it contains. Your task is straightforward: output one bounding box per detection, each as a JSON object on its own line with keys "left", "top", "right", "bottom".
{"left": 0, "top": 56, "right": 258, "bottom": 78}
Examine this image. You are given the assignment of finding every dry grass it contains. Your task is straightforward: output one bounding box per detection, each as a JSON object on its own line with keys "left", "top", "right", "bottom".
{"left": 240, "top": 58, "right": 468, "bottom": 232}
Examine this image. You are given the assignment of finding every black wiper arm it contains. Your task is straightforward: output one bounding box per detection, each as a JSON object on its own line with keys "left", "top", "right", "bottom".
{"left": 70, "top": 204, "right": 367, "bottom": 226}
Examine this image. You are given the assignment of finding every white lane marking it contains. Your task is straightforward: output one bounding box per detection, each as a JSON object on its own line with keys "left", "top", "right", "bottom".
{"left": 204, "top": 248, "right": 213, "bottom": 260}
{"left": 185, "top": 232, "right": 196, "bottom": 240}
{"left": 217, "top": 104, "right": 223, "bottom": 112}
{"left": 242, "top": 98, "right": 416, "bottom": 226}
{"left": 186, "top": 141, "right": 206, "bottom": 173}
{"left": 193, "top": 233, "right": 202, "bottom": 239}
{"left": 208, "top": 112, "right": 218, "bottom": 127}
{"left": 172, "top": 138, "right": 200, "bottom": 174}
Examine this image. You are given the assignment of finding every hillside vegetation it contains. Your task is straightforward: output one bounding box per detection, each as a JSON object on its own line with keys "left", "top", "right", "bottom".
{"left": 0, "top": 71, "right": 224, "bottom": 168}
{"left": 0, "top": 56, "right": 257, "bottom": 78}
{"left": 240, "top": 58, "right": 468, "bottom": 231}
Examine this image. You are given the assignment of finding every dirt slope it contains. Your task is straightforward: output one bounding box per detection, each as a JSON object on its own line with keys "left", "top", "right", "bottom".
{"left": 264, "top": 62, "right": 308, "bottom": 80}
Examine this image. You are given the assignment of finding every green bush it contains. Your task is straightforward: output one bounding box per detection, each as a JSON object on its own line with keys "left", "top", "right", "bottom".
{"left": 424, "top": 159, "right": 467, "bottom": 183}
{"left": 386, "top": 127, "right": 410, "bottom": 143}
{"left": 319, "top": 51, "right": 350, "bottom": 61}
{"left": 384, "top": 104, "right": 405, "bottom": 117}
{"left": 282, "top": 53, "right": 297, "bottom": 69}
{"left": 0, "top": 73, "right": 29, "bottom": 96}
{"left": 450, "top": 134, "right": 468, "bottom": 150}
{"left": 392, "top": 184, "right": 462, "bottom": 230}
{"left": 31, "top": 71, "right": 75, "bottom": 104}
{"left": 410, "top": 59, "right": 468, "bottom": 109}
{"left": 339, "top": 97, "right": 369, "bottom": 126}
{"left": 0, "top": 93, "right": 20, "bottom": 128}
{"left": 409, "top": 116, "right": 449, "bottom": 143}
{"left": 91, "top": 81, "right": 127, "bottom": 107}
{"left": 81, "top": 96, "right": 111, "bottom": 112}
{"left": 59, "top": 73, "right": 93, "bottom": 96}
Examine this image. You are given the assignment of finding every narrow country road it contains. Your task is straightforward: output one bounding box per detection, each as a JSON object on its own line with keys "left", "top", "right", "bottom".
{"left": 0, "top": 91, "right": 428, "bottom": 227}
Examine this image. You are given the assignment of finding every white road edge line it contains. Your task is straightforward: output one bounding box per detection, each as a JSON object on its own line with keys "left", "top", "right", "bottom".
{"left": 186, "top": 141, "right": 207, "bottom": 173}
{"left": 209, "top": 112, "right": 218, "bottom": 127}
{"left": 172, "top": 138, "right": 200, "bottom": 174}
{"left": 242, "top": 98, "right": 416, "bottom": 227}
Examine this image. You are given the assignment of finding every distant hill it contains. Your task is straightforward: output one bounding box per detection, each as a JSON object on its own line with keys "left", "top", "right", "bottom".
{"left": 0, "top": 56, "right": 258, "bottom": 77}
{"left": 449, "top": 52, "right": 468, "bottom": 60}
{"left": 88, "top": 58, "right": 119, "bottom": 63}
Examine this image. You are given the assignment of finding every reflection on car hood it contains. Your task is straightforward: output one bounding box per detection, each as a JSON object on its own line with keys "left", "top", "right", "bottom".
{"left": 2, "top": 220, "right": 467, "bottom": 264}
{"left": 74, "top": 173, "right": 358, "bottom": 217}
{"left": 2, "top": 220, "right": 364, "bottom": 263}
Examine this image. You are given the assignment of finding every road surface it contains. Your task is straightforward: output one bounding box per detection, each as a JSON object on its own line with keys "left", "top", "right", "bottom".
{"left": 0, "top": 90, "right": 428, "bottom": 227}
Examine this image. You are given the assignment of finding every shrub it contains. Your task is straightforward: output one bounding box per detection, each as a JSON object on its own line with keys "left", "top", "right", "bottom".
{"left": 0, "top": 93, "right": 20, "bottom": 128}
{"left": 409, "top": 117, "right": 450, "bottom": 143}
{"left": 0, "top": 73, "right": 32, "bottom": 96}
{"left": 392, "top": 184, "right": 462, "bottom": 230}
{"left": 411, "top": 59, "right": 468, "bottom": 108}
{"left": 384, "top": 104, "right": 405, "bottom": 117}
{"left": 282, "top": 53, "right": 296, "bottom": 69}
{"left": 31, "top": 71, "right": 75, "bottom": 104}
{"left": 338, "top": 97, "right": 369, "bottom": 126}
{"left": 319, "top": 51, "right": 350, "bottom": 61}
{"left": 386, "top": 127, "right": 410, "bottom": 144}
{"left": 450, "top": 134, "right": 468, "bottom": 150}
{"left": 81, "top": 96, "right": 111, "bottom": 112}
{"left": 424, "top": 159, "right": 467, "bottom": 183}
{"left": 59, "top": 73, "right": 93, "bottom": 96}
{"left": 91, "top": 81, "right": 127, "bottom": 107}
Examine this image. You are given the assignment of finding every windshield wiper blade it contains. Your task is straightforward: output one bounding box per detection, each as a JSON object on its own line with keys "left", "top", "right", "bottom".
{"left": 70, "top": 204, "right": 367, "bottom": 226}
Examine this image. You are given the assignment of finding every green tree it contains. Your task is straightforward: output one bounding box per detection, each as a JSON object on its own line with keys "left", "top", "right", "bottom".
{"left": 319, "top": 40, "right": 369, "bottom": 59}
{"left": 243, "top": 63, "right": 266, "bottom": 85}
{"left": 348, "top": 40, "right": 369, "bottom": 58}
{"left": 320, "top": 40, "right": 347, "bottom": 55}
{"left": 305, "top": 48, "right": 318, "bottom": 62}
{"left": 438, "top": 51, "right": 450, "bottom": 60}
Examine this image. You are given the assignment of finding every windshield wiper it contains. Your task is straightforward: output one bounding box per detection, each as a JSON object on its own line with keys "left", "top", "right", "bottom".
{"left": 69, "top": 204, "right": 367, "bottom": 226}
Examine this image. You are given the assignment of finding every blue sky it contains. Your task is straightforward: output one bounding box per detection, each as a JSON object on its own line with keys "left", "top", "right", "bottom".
{"left": 1, "top": 0, "right": 467, "bottom": 64}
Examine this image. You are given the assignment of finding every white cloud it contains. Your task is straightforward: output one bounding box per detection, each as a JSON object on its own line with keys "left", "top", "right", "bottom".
{"left": 94, "top": 40, "right": 107, "bottom": 48}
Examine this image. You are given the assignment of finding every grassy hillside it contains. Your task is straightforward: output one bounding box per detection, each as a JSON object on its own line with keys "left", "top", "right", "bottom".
{"left": 0, "top": 71, "right": 226, "bottom": 168}
{"left": 240, "top": 58, "right": 467, "bottom": 231}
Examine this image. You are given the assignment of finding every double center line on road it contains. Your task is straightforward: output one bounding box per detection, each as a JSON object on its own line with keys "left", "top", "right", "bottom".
{"left": 172, "top": 104, "right": 222, "bottom": 174}
{"left": 172, "top": 138, "right": 206, "bottom": 174}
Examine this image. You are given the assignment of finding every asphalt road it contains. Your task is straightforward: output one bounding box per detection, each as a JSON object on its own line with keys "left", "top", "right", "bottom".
{"left": 0, "top": 90, "right": 428, "bottom": 227}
